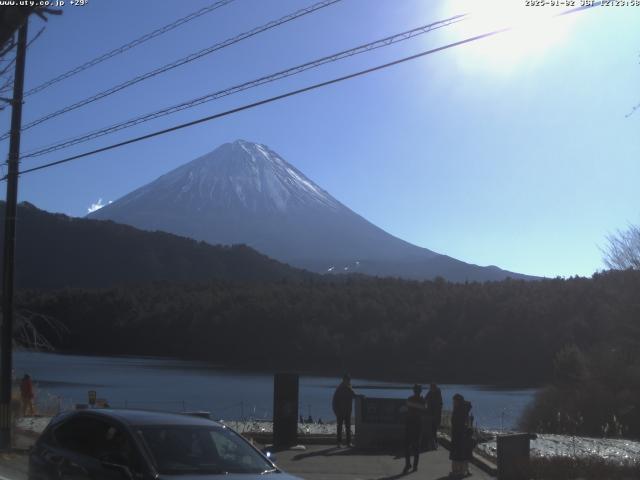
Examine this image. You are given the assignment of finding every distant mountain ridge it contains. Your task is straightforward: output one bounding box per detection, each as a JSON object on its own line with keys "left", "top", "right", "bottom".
{"left": 0, "top": 202, "right": 308, "bottom": 289}
{"left": 89, "top": 140, "right": 535, "bottom": 281}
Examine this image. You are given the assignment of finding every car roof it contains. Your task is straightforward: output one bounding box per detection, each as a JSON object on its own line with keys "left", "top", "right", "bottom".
{"left": 66, "top": 409, "right": 224, "bottom": 427}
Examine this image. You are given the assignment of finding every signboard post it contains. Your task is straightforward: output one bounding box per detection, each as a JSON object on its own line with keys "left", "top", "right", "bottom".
{"left": 355, "top": 397, "right": 409, "bottom": 448}
{"left": 88, "top": 390, "right": 96, "bottom": 408}
{"left": 273, "top": 373, "right": 298, "bottom": 448}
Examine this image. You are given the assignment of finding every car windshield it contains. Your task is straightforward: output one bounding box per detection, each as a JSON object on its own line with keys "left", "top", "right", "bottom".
{"left": 138, "top": 425, "right": 274, "bottom": 475}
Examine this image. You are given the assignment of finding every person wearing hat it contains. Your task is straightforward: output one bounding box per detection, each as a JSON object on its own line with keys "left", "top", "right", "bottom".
{"left": 403, "top": 383, "right": 426, "bottom": 473}
{"left": 332, "top": 373, "right": 358, "bottom": 447}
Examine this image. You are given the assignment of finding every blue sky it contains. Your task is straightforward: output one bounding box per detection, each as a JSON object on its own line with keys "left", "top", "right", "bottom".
{"left": 1, "top": 0, "right": 638, "bottom": 278}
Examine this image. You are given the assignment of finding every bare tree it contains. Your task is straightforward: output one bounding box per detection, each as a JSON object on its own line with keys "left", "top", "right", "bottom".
{"left": 0, "top": 6, "right": 60, "bottom": 55}
{"left": 13, "top": 310, "right": 68, "bottom": 351}
{"left": 0, "top": 6, "right": 61, "bottom": 110}
{"left": 0, "top": 309, "right": 68, "bottom": 351}
{"left": 0, "top": 26, "right": 44, "bottom": 111}
{"left": 602, "top": 224, "right": 640, "bottom": 270}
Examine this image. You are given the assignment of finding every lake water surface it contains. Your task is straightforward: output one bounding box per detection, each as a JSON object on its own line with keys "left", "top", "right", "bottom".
{"left": 14, "top": 351, "right": 536, "bottom": 430}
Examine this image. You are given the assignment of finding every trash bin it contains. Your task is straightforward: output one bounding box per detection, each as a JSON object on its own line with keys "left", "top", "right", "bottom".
{"left": 497, "top": 433, "right": 534, "bottom": 480}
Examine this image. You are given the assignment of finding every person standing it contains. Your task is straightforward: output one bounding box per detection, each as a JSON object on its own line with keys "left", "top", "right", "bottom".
{"left": 462, "top": 398, "right": 474, "bottom": 476}
{"left": 449, "top": 393, "right": 472, "bottom": 478}
{"left": 20, "top": 374, "right": 34, "bottom": 416}
{"left": 332, "top": 374, "right": 357, "bottom": 447}
{"left": 425, "top": 382, "right": 443, "bottom": 450}
{"left": 403, "top": 384, "right": 426, "bottom": 473}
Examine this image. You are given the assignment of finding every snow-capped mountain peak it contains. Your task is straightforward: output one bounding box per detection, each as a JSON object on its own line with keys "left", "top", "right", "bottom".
{"left": 134, "top": 139, "right": 341, "bottom": 214}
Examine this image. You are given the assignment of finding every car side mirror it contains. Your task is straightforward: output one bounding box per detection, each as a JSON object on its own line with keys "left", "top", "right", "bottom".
{"left": 101, "top": 461, "right": 133, "bottom": 480}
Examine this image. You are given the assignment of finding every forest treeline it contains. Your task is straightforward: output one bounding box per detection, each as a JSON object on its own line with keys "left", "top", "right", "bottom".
{"left": 18, "top": 269, "right": 640, "bottom": 387}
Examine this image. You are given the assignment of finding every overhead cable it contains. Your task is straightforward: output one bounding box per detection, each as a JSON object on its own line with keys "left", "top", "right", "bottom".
{"left": 21, "top": 13, "right": 467, "bottom": 160}
{"left": 23, "top": 0, "right": 235, "bottom": 97}
{"left": 6, "top": 2, "right": 600, "bottom": 179}
{"left": 0, "top": 0, "right": 342, "bottom": 141}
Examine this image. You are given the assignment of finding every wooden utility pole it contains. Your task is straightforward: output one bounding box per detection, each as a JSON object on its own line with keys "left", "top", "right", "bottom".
{"left": 0, "top": 18, "right": 28, "bottom": 451}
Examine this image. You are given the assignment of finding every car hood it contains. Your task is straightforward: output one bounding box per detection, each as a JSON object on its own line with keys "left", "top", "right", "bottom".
{"left": 158, "top": 472, "right": 301, "bottom": 480}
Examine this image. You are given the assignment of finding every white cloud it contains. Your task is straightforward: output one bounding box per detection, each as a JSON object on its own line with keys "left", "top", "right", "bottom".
{"left": 87, "top": 198, "right": 112, "bottom": 214}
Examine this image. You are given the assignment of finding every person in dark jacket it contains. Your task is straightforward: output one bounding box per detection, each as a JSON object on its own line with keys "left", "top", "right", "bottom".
{"left": 403, "top": 384, "right": 426, "bottom": 473}
{"left": 449, "top": 393, "right": 473, "bottom": 478}
{"left": 461, "top": 399, "right": 474, "bottom": 476}
{"left": 425, "top": 382, "right": 443, "bottom": 450}
{"left": 332, "top": 374, "right": 357, "bottom": 447}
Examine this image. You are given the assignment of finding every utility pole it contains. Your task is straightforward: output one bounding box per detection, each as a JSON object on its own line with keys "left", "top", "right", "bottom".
{"left": 0, "top": 18, "right": 28, "bottom": 451}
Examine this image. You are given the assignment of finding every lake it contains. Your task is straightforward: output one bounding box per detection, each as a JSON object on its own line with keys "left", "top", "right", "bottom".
{"left": 14, "top": 351, "right": 536, "bottom": 430}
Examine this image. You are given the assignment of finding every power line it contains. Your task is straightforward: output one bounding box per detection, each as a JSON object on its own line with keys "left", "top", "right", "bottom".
{"left": 2, "top": 27, "right": 527, "bottom": 178}
{"left": 5, "top": 2, "right": 600, "bottom": 180}
{"left": 0, "top": 0, "right": 342, "bottom": 141}
{"left": 23, "top": 0, "right": 235, "bottom": 97}
{"left": 20, "top": 14, "right": 467, "bottom": 160}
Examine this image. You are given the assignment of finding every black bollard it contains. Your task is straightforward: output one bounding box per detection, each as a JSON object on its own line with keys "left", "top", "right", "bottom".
{"left": 273, "top": 373, "right": 298, "bottom": 448}
{"left": 497, "top": 433, "right": 534, "bottom": 480}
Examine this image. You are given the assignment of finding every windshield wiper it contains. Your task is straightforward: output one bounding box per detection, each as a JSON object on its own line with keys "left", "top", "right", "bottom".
{"left": 261, "top": 468, "right": 278, "bottom": 474}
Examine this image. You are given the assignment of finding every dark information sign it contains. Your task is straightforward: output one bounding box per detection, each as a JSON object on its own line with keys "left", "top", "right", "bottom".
{"left": 361, "top": 397, "right": 406, "bottom": 424}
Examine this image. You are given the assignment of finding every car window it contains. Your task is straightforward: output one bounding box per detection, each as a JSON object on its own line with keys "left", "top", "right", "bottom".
{"left": 53, "top": 416, "right": 141, "bottom": 471}
{"left": 54, "top": 417, "right": 111, "bottom": 457}
{"left": 208, "top": 428, "right": 269, "bottom": 472}
{"left": 139, "top": 425, "right": 272, "bottom": 474}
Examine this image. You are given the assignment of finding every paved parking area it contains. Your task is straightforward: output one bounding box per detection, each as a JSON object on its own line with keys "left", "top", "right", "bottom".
{"left": 0, "top": 436, "right": 494, "bottom": 480}
{"left": 0, "top": 453, "right": 28, "bottom": 480}
{"left": 275, "top": 445, "right": 493, "bottom": 480}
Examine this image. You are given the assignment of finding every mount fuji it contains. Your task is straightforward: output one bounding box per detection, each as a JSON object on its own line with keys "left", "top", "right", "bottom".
{"left": 88, "top": 140, "right": 532, "bottom": 281}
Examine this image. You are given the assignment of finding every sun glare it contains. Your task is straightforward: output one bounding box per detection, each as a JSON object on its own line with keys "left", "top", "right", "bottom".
{"left": 440, "top": 0, "right": 578, "bottom": 71}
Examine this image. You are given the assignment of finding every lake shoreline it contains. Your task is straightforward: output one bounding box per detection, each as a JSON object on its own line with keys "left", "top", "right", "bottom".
{"left": 15, "top": 350, "right": 537, "bottom": 430}
{"left": 25, "top": 349, "right": 541, "bottom": 390}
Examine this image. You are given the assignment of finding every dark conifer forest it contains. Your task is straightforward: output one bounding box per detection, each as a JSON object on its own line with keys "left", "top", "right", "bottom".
{"left": 18, "top": 271, "right": 639, "bottom": 385}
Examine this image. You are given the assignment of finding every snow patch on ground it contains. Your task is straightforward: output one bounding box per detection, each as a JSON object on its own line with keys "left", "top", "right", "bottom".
{"left": 477, "top": 431, "right": 640, "bottom": 466}
{"left": 16, "top": 416, "right": 51, "bottom": 434}
{"left": 15, "top": 416, "right": 339, "bottom": 438}
{"left": 224, "top": 420, "right": 342, "bottom": 437}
